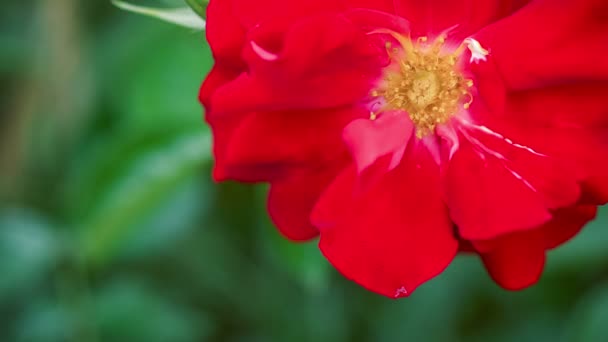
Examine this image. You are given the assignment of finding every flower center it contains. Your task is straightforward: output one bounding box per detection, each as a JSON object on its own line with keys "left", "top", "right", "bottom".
{"left": 372, "top": 34, "right": 475, "bottom": 138}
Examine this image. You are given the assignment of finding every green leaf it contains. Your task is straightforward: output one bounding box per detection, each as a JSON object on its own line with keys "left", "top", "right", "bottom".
{"left": 112, "top": 1, "right": 205, "bottom": 30}
{"left": 184, "top": 0, "right": 207, "bottom": 19}
{"left": 79, "top": 130, "right": 212, "bottom": 267}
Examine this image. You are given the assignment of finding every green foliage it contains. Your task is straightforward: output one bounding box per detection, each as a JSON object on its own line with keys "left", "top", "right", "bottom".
{"left": 78, "top": 130, "right": 211, "bottom": 267}
{"left": 1, "top": 1, "right": 608, "bottom": 342}
{"left": 184, "top": 0, "right": 208, "bottom": 19}
{"left": 112, "top": 1, "right": 205, "bottom": 29}
{"left": 0, "top": 211, "right": 59, "bottom": 302}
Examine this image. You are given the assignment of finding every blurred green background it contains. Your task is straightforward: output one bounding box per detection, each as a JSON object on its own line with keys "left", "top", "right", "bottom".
{"left": 2, "top": 1, "right": 608, "bottom": 341}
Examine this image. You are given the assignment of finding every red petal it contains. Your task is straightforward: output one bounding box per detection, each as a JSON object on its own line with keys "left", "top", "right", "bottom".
{"left": 209, "top": 113, "right": 289, "bottom": 182}
{"left": 211, "top": 13, "right": 383, "bottom": 113}
{"left": 480, "top": 232, "right": 546, "bottom": 291}
{"left": 345, "top": 0, "right": 395, "bottom": 13}
{"left": 505, "top": 85, "right": 608, "bottom": 204}
{"left": 472, "top": 83, "right": 608, "bottom": 204}
{"left": 342, "top": 112, "right": 413, "bottom": 174}
{"left": 477, "top": 204, "right": 596, "bottom": 290}
{"left": 343, "top": 8, "right": 410, "bottom": 34}
{"left": 456, "top": 119, "right": 582, "bottom": 210}
{"left": 473, "top": 204, "right": 596, "bottom": 250}
{"left": 268, "top": 163, "right": 346, "bottom": 241}
{"left": 313, "top": 142, "right": 458, "bottom": 298}
{"left": 206, "top": 102, "right": 292, "bottom": 182}
{"left": 231, "top": 0, "right": 345, "bottom": 30}
{"left": 206, "top": 0, "right": 246, "bottom": 67}
{"left": 474, "top": 0, "right": 608, "bottom": 89}
{"left": 393, "top": 0, "right": 528, "bottom": 38}
{"left": 446, "top": 136, "right": 551, "bottom": 241}
{"left": 201, "top": 67, "right": 258, "bottom": 181}
{"left": 199, "top": 66, "right": 241, "bottom": 111}
{"left": 541, "top": 205, "right": 597, "bottom": 250}
{"left": 224, "top": 107, "right": 359, "bottom": 169}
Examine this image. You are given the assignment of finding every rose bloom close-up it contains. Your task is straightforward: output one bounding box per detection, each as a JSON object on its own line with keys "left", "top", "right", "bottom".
{"left": 201, "top": 0, "right": 608, "bottom": 298}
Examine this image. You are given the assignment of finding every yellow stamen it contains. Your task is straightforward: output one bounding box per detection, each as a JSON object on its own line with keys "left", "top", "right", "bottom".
{"left": 372, "top": 32, "right": 474, "bottom": 138}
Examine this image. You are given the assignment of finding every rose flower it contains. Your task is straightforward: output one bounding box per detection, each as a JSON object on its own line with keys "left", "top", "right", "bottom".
{"left": 200, "top": 0, "right": 608, "bottom": 298}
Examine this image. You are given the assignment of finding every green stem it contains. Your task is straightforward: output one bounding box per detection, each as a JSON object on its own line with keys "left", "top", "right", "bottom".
{"left": 184, "top": 0, "right": 207, "bottom": 19}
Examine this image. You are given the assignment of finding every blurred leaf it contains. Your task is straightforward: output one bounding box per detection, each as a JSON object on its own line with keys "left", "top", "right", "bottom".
{"left": 0, "top": 35, "right": 31, "bottom": 74}
{"left": 79, "top": 130, "right": 211, "bottom": 267}
{"left": 15, "top": 299, "right": 75, "bottom": 342}
{"left": 93, "top": 279, "right": 213, "bottom": 342}
{"left": 0, "top": 3, "right": 34, "bottom": 73}
{"left": 112, "top": 1, "right": 205, "bottom": 30}
{"left": 94, "top": 20, "right": 211, "bottom": 132}
{"left": 265, "top": 232, "right": 331, "bottom": 294}
{"left": 367, "top": 256, "right": 485, "bottom": 342}
{"left": 255, "top": 187, "right": 331, "bottom": 294}
{"left": 0, "top": 209, "right": 59, "bottom": 302}
{"left": 121, "top": 176, "right": 212, "bottom": 260}
{"left": 564, "top": 282, "right": 608, "bottom": 342}
{"left": 184, "top": 0, "right": 207, "bottom": 19}
{"left": 66, "top": 125, "right": 207, "bottom": 220}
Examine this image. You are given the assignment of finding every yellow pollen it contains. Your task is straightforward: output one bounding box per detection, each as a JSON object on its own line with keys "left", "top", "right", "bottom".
{"left": 372, "top": 32, "right": 473, "bottom": 138}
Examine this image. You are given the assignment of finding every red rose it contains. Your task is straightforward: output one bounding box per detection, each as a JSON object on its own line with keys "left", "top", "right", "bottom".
{"left": 200, "top": 0, "right": 608, "bottom": 298}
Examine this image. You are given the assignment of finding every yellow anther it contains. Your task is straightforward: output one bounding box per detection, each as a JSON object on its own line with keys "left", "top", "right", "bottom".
{"left": 371, "top": 31, "right": 474, "bottom": 138}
